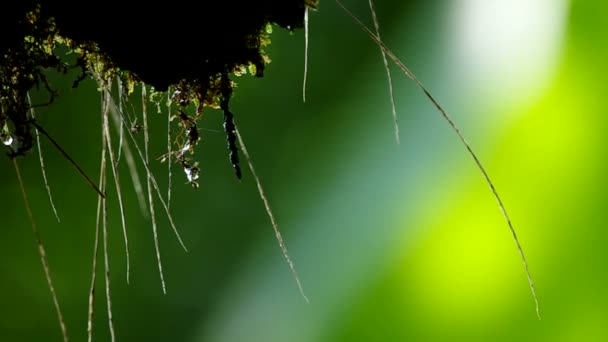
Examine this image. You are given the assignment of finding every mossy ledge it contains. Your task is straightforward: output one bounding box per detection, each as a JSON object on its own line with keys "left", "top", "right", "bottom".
{"left": 1, "top": 1, "right": 317, "bottom": 179}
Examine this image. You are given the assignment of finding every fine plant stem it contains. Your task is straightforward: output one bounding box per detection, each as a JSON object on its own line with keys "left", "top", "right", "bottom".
{"left": 367, "top": 0, "right": 400, "bottom": 145}
{"left": 234, "top": 124, "right": 309, "bottom": 303}
{"left": 13, "top": 159, "right": 69, "bottom": 342}
{"left": 334, "top": 0, "right": 540, "bottom": 319}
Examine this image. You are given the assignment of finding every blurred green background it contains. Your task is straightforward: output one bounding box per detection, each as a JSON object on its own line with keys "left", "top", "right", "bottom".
{"left": 1, "top": 0, "right": 607, "bottom": 341}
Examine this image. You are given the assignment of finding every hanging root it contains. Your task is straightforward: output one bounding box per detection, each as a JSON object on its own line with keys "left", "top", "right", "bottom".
{"left": 334, "top": 0, "right": 540, "bottom": 318}
{"left": 303, "top": 6, "right": 310, "bottom": 103}
{"left": 14, "top": 159, "right": 69, "bottom": 342}
{"left": 101, "top": 160, "right": 116, "bottom": 342}
{"left": 91, "top": 84, "right": 117, "bottom": 341}
{"left": 222, "top": 106, "right": 242, "bottom": 179}
{"left": 27, "top": 93, "right": 61, "bottom": 222}
{"left": 87, "top": 155, "right": 103, "bottom": 342}
{"left": 142, "top": 85, "right": 167, "bottom": 293}
{"left": 234, "top": 124, "right": 309, "bottom": 303}
{"left": 166, "top": 89, "right": 173, "bottom": 210}
{"left": 87, "top": 117, "right": 107, "bottom": 342}
{"left": 367, "top": 0, "right": 400, "bottom": 145}
{"left": 116, "top": 78, "right": 125, "bottom": 163}
{"left": 105, "top": 86, "right": 187, "bottom": 253}
{"left": 102, "top": 87, "right": 131, "bottom": 283}
{"left": 116, "top": 80, "right": 149, "bottom": 218}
